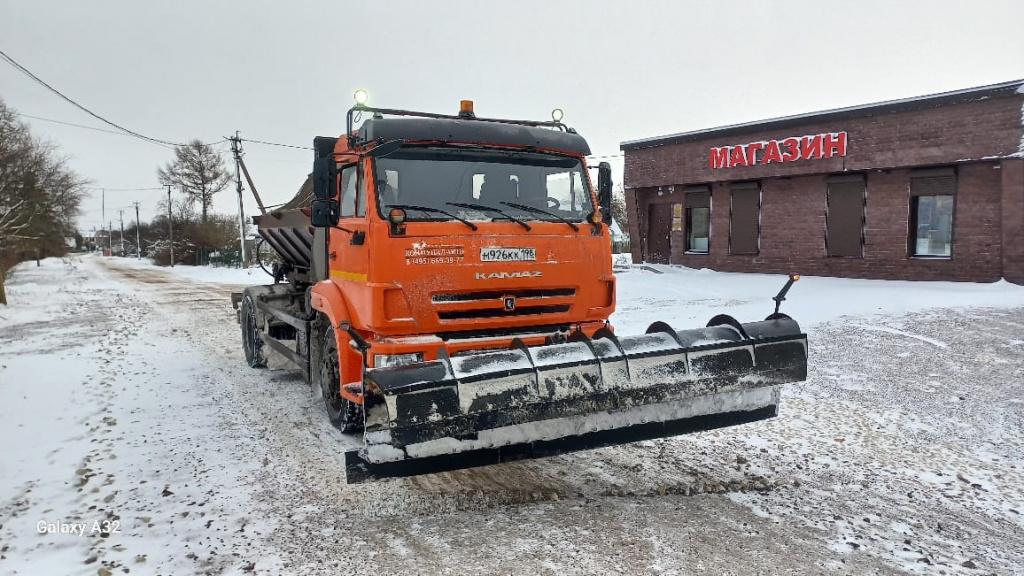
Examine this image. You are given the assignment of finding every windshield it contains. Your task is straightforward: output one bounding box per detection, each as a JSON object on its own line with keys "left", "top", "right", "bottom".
{"left": 374, "top": 147, "right": 594, "bottom": 222}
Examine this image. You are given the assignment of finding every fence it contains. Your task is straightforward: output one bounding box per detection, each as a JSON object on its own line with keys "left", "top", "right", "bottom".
{"left": 196, "top": 248, "right": 242, "bottom": 268}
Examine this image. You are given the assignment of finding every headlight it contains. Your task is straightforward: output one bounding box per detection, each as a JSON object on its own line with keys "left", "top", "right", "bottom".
{"left": 373, "top": 352, "right": 423, "bottom": 369}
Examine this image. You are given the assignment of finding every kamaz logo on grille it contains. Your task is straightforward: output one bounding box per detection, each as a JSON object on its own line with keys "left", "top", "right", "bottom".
{"left": 474, "top": 271, "right": 543, "bottom": 280}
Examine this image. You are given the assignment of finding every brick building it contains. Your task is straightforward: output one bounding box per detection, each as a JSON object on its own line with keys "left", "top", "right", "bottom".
{"left": 621, "top": 80, "right": 1024, "bottom": 284}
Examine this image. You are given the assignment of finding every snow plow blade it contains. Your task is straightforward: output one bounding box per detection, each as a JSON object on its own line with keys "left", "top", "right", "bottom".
{"left": 346, "top": 316, "right": 807, "bottom": 483}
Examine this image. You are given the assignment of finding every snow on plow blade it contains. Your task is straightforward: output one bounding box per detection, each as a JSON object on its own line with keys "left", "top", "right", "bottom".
{"left": 346, "top": 316, "right": 807, "bottom": 483}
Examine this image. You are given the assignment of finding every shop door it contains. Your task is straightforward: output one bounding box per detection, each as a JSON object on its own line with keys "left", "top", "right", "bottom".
{"left": 646, "top": 203, "right": 672, "bottom": 263}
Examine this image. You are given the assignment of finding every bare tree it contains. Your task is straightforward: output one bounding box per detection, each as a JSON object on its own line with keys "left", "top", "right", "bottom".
{"left": 0, "top": 101, "right": 37, "bottom": 247}
{"left": 610, "top": 183, "right": 629, "bottom": 230}
{"left": 0, "top": 98, "right": 87, "bottom": 303}
{"left": 157, "top": 140, "right": 231, "bottom": 222}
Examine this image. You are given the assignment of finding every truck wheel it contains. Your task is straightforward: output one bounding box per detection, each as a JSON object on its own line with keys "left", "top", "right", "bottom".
{"left": 241, "top": 294, "right": 267, "bottom": 368}
{"left": 320, "top": 328, "right": 364, "bottom": 433}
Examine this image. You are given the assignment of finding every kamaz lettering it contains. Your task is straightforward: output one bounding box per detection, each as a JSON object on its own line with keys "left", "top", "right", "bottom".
{"left": 474, "top": 271, "right": 543, "bottom": 280}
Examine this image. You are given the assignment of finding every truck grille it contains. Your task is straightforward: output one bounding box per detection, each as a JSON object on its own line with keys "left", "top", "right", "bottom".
{"left": 437, "top": 304, "right": 571, "bottom": 320}
{"left": 432, "top": 287, "right": 575, "bottom": 322}
{"left": 432, "top": 288, "right": 575, "bottom": 303}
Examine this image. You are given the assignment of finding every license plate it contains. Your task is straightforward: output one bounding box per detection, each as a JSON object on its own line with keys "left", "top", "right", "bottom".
{"left": 480, "top": 247, "right": 536, "bottom": 262}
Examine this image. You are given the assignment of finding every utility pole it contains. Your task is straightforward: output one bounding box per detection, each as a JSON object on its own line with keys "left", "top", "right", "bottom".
{"left": 134, "top": 202, "right": 142, "bottom": 259}
{"left": 101, "top": 188, "right": 106, "bottom": 256}
{"left": 108, "top": 221, "right": 113, "bottom": 254}
{"left": 230, "top": 132, "right": 247, "bottom": 268}
{"left": 118, "top": 210, "right": 125, "bottom": 256}
{"left": 166, "top": 184, "right": 174, "bottom": 267}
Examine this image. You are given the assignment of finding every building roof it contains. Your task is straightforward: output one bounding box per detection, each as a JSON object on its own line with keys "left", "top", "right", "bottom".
{"left": 621, "top": 79, "right": 1024, "bottom": 151}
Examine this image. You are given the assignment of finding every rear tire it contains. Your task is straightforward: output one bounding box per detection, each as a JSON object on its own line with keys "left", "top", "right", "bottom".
{"left": 320, "top": 327, "right": 363, "bottom": 433}
{"left": 241, "top": 294, "right": 267, "bottom": 368}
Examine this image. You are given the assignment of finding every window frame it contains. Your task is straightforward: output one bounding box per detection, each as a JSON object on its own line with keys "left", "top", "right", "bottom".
{"left": 908, "top": 195, "right": 955, "bottom": 259}
{"left": 683, "top": 188, "right": 711, "bottom": 254}
{"left": 338, "top": 163, "right": 361, "bottom": 218}
{"left": 370, "top": 147, "right": 594, "bottom": 221}
{"left": 907, "top": 168, "right": 956, "bottom": 260}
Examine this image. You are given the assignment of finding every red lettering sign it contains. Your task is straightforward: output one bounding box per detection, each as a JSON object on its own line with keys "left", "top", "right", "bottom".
{"left": 709, "top": 146, "right": 730, "bottom": 169}
{"left": 730, "top": 145, "right": 747, "bottom": 167}
{"left": 800, "top": 135, "right": 822, "bottom": 160}
{"left": 708, "top": 132, "right": 848, "bottom": 169}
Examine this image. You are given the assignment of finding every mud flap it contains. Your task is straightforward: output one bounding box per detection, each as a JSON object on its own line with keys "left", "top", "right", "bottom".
{"left": 350, "top": 316, "right": 807, "bottom": 483}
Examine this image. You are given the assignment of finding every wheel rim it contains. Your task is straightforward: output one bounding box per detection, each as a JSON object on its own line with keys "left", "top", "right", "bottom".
{"left": 243, "top": 298, "right": 263, "bottom": 362}
{"left": 321, "top": 341, "right": 345, "bottom": 415}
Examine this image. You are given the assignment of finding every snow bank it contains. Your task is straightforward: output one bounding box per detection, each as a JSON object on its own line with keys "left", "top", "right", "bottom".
{"left": 105, "top": 255, "right": 270, "bottom": 285}
{"left": 611, "top": 264, "right": 1024, "bottom": 335}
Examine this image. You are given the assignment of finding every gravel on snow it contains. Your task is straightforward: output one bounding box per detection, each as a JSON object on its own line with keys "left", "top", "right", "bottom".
{"left": 0, "top": 255, "right": 1021, "bottom": 575}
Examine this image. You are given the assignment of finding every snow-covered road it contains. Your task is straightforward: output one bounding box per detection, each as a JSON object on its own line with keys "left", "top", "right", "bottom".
{"left": 1, "top": 255, "right": 1022, "bottom": 575}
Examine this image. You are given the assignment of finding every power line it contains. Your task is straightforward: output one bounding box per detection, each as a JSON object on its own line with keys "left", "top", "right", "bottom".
{"left": 83, "top": 186, "right": 165, "bottom": 191}
{"left": 79, "top": 204, "right": 137, "bottom": 213}
{"left": 13, "top": 112, "right": 139, "bottom": 137}
{"left": 241, "top": 138, "right": 313, "bottom": 151}
{"left": 0, "top": 48, "right": 222, "bottom": 149}
{"left": 0, "top": 48, "right": 179, "bottom": 147}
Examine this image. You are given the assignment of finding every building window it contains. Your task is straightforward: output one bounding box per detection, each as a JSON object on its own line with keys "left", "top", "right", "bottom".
{"left": 909, "top": 168, "right": 955, "bottom": 258}
{"left": 825, "top": 175, "right": 865, "bottom": 257}
{"left": 671, "top": 203, "right": 682, "bottom": 231}
{"left": 685, "top": 188, "right": 711, "bottom": 253}
{"left": 729, "top": 182, "right": 760, "bottom": 255}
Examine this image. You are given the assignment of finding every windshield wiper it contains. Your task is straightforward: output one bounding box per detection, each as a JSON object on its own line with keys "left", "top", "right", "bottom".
{"left": 446, "top": 202, "right": 531, "bottom": 231}
{"left": 387, "top": 204, "right": 478, "bottom": 231}
{"left": 500, "top": 202, "right": 580, "bottom": 232}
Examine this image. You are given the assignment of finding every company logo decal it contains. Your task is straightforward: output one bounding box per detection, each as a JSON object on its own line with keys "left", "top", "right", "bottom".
{"left": 405, "top": 243, "right": 465, "bottom": 265}
{"left": 474, "top": 271, "right": 543, "bottom": 280}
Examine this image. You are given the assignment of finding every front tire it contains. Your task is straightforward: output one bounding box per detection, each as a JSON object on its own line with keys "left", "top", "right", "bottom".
{"left": 241, "top": 294, "right": 267, "bottom": 368}
{"left": 320, "top": 327, "right": 363, "bottom": 433}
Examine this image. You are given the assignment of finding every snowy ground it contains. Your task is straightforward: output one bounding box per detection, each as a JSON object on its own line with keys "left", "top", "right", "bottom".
{"left": 1, "top": 255, "right": 1022, "bottom": 575}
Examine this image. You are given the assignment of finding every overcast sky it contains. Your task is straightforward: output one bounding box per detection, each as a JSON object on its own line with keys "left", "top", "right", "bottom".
{"left": 2, "top": 0, "right": 1023, "bottom": 234}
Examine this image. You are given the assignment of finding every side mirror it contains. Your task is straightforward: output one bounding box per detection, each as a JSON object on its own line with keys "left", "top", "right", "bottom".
{"left": 313, "top": 157, "right": 338, "bottom": 200}
{"left": 310, "top": 199, "right": 339, "bottom": 227}
{"left": 597, "top": 161, "right": 613, "bottom": 225}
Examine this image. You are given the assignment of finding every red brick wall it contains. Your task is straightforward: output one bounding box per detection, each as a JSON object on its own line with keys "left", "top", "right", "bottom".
{"left": 633, "top": 163, "right": 1004, "bottom": 282}
{"left": 1003, "top": 158, "right": 1024, "bottom": 284}
{"left": 624, "top": 95, "right": 1024, "bottom": 189}
{"left": 623, "top": 93, "right": 1024, "bottom": 283}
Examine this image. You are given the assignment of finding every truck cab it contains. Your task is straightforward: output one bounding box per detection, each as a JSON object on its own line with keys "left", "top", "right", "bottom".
{"left": 305, "top": 103, "right": 616, "bottom": 388}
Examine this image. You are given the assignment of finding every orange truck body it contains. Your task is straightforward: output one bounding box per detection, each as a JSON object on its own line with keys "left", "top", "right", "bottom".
{"left": 236, "top": 102, "right": 808, "bottom": 482}
{"left": 311, "top": 157, "right": 615, "bottom": 402}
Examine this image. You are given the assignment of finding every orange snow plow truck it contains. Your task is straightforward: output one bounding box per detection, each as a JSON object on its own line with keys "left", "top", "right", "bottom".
{"left": 231, "top": 98, "right": 808, "bottom": 483}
